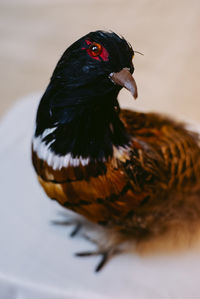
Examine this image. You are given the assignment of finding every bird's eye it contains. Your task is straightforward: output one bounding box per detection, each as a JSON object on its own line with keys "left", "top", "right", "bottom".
{"left": 88, "top": 42, "right": 102, "bottom": 57}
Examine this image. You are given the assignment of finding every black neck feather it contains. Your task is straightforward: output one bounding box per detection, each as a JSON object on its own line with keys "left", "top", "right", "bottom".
{"left": 35, "top": 90, "right": 130, "bottom": 161}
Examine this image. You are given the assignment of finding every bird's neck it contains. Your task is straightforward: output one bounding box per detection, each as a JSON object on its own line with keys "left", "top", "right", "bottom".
{"left": 34, "top": 94, "right": 131, "bottom": 168}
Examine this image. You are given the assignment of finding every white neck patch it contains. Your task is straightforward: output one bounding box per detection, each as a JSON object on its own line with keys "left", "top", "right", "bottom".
{"left": 33, "top": 127, "right": 131, "bottom": 171}
{"left": 32, "top": 128, "right": 90, "bottom": 170}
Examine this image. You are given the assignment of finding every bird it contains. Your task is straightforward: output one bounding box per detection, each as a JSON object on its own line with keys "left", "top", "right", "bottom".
{"left": 32, "top": 30, "right": 200, "bottom": 272}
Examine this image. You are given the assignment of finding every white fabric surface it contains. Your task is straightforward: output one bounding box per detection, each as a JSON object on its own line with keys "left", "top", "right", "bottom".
{"left": 1, "top": 93, "right": 200, "bottom": 299}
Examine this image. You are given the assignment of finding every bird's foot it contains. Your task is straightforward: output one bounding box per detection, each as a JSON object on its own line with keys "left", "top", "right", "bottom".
{"left": 75, "top": 246, "right": 121, "bottom": 272}
{"left": 75, "top": 233, "right": 122, "bottom": 272}
{"left": 52, "top": 214, "right": 128, "bottom": 272}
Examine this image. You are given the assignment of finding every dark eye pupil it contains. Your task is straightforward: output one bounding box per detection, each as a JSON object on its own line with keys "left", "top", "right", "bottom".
{"left": 88, "top": 42, "right": 102, "bottom": 57}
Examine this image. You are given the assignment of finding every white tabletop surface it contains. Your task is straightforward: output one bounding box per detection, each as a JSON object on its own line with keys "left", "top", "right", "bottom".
{"left": 1, "top": 93, "right": 200, "bottom": 299}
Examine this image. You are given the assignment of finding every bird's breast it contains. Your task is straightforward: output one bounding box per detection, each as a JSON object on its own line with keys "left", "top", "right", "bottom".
{"left": 31, "top": 141, "right": 144, "bottom": 225}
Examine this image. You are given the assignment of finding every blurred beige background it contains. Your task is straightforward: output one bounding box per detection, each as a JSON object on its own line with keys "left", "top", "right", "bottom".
{"left": 0, "top": 0, "right": 200, "bottom": 121}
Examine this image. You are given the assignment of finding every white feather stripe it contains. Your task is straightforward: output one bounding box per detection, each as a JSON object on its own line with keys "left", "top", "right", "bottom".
{"left": 32, "top": 128, "right": 131, "bottom": 170}
{"left": 32, "top": 132, "right": 90, "bottom": 170}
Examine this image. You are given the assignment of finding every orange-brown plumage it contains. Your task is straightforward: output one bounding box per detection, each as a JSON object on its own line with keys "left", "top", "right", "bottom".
{"left": 32, "top": 109, "right": 200, "bottom": 236}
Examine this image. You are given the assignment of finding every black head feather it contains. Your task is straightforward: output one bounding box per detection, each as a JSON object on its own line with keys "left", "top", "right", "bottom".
{"left": 35, "top": 30, "right": 135, "bottom": 161}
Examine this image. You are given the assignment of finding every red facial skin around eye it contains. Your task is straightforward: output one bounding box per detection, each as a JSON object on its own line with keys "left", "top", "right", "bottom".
{"left": 82, "top": 40, "right": 109, "bottom": 61}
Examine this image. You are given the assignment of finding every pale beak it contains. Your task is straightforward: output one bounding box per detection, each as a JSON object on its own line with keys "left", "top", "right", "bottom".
{"left": 109, "top": 68, "right": 138, "bottom": 99}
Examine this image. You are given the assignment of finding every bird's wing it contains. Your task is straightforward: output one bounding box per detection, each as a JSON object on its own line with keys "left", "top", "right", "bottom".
{"left": 120, "top": 109, "right": 200, "bottom": 193}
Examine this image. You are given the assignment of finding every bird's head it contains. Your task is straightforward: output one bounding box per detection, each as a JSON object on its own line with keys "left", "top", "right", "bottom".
{"left": 35, "top": 31, "right": 138, "bottom": 161}
{"left": 47, "top": 30, "right": 137, "bottom": 115}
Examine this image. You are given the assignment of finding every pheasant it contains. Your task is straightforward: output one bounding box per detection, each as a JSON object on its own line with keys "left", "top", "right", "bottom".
{"left": 32, "top": 30, "right": 200, "bottom": 271}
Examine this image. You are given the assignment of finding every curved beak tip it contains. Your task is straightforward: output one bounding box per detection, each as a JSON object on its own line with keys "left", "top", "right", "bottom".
{"left": 124, "top": 79, "right": 138, "bottom": 100}
{"left": 109, "top": 68, "right": 138, "bottom": 100}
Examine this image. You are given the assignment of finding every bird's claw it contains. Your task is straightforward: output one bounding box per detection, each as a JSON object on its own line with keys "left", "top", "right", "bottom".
{"left": 75, "top": 245, "right": 121, "bottom": 272}
{"left": 51, "top": 219, "right": 82, "bottom": 237}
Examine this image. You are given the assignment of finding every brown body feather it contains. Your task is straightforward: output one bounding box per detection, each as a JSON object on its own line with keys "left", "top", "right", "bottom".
{"left": 32, "top": 110, "right": 200, "bottom": 238}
